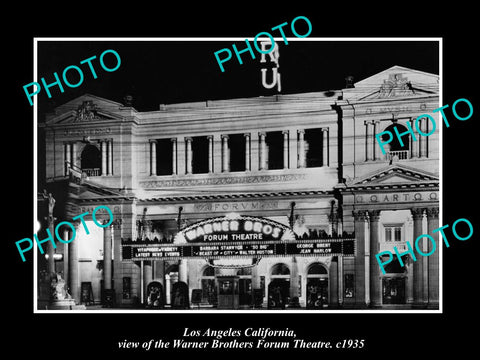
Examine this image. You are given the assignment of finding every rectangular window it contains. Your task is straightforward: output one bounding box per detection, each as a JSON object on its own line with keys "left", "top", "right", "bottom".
{"left": 228, "top": 133, "right": 246, "bottom": 172}
{"left": 156, "top": 139, "right": 173, "bottom": 175}
{"left": 192, "top": 136, "right": 209, "bottom": 174}
{"left": 384, "top": 225, "right": 403, "bottom": 242}
{"left": 266, "top": 131, "right": 284, "bottom": 170}
{"left": 304, "top": 128, "right": 324, "bottom": 167}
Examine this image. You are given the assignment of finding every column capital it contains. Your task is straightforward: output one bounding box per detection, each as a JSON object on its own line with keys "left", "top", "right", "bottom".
{"left": 184, "top": 136, "right": 193, "bottom": 142}
{"left": 112, "top": 218, "right": 122, "bottom": 230}
{"left": 206, "top": 135, "right": 213, "bottom": 140}
{"left": 282, "top": 130, "right": 289, "bottom": 135}
{"left": 368, "top": 210, "right": 381, "bottom": 222}
{"left": 102, "top": 219, "right": 113, "bottom": 227}
{"left": 149, "top": 139, "right": 158, "bottom": 144}
{"left": 352, "top": 210, "right": 367, "bottom": 221}
{"left": 297, "top": 129, "right": 305, "bottom": 134}
{"left": 364, "top": 120, "right": 373, "bottom": 126}
{"left": 221, "top": 134, "right": 229, "bottom": 140}
{"left": 170, "top": 137, "right": 177, "bottom": 143}
{"left": 410, "top": 208, "right": 424, "bottom": 220}
{"left": 425, "top": 207, "right": 439, "bottom": 219}
{"left": 258, "top": 131, "right": 266, "bottom": 137}
{"left": 321, "top": 127, "right": 329, "bottom": 132}
{"left": 243, "top": 132, "right": 251, "bottom": 138}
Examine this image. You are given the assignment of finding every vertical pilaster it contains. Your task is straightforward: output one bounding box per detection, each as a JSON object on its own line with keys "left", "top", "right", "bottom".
{"left": 221, "top": 135, "right": 229, "bottom": 172}
{"left": 179, "top": 260, "right": 188, "bottom": 283}
{"left": 107, "top": 139, "right": 113, "bottom": 175}
{"left": 101, "top": 140, "right": 107, "bottom": 175}
{"left": 259, "top": 132, "right": 266, "bottom": 170}
{"left": 373, "top": 121, "right": 381, "bottom": 160}
{"left": 426, "top": 207, "right": 439, "bottom": 308}
{"left": 411, "top": 208, "right": 424, "bottom": 307}
{"left": 282, "top": 130, "right": 289, "bottom": 169}
{"left": 322, "top": 128, "right": 329, "bottom": 166}
{"left": 297, "top": 129, "right": 305, "bottom": 168}
{"left": 244, "top": 133, "right": 251, "bottom": 171}
{"left": 171, "top": 138, "right": 177, "bottom": 175}
{"left": 64, "top": 143, "right": 71, "bottom": 175}
{"left": 289, "top": 257, "right": 299, "bottom": 300}
{"left": 410, "top": 118, "right": 419, "bottom": 159}
{"left": 207, "top": 135, "right": 214, "bottom": 173}
{"left": 143, "top": 261, "right": 153, "bottom": 302}
{"left": 369, "top": 210, "right": 382, "bottom": 307}
{"left": 185, "top": 137, "right": 192, "bottom": 174}
{"left": 353, "top": 210, "right": 367, "bottom": 307}
{"left": 330, "top": 257, "right": 339, "bottom": 307}
{"left": 365, "top": 121, "right": 372, "bottom": 161}
{"left": 149, "top": 140, "right": 157, "bottom": 176}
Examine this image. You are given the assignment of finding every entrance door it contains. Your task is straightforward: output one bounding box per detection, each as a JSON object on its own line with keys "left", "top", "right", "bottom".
{"left": 382, "top": 277, "right": 406, "bottom": 304}
{"left": 238, "top": 278, "right": 252, "bottom": 307}
{"left": 217, "top": 276, "right": 239, "bottom": 309}
{"left": 306, "top": 279, "right": 328, "bottom": 308}
{"left": 268, "top": 279, "right": 289, "bottom": 309}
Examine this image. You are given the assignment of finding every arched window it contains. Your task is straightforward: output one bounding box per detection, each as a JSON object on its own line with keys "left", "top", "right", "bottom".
{"left": 381, "top": 123, "right": 410, "bottom": 160}
{"left": 81, "top": 144, "right": 101, "bottom": 176}
{"left": 271, "top": 263, "right": 290, "bottom": 276}
{"left": 306, "top": 262, "right": 328, "bottom": 309}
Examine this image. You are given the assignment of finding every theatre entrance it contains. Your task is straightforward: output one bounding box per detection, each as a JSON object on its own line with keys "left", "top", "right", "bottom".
{"left": 217, "top": 276, "right": 239, "bottom": 309}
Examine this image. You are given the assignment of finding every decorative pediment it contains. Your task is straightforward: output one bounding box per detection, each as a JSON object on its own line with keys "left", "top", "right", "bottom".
{"left": 343, "top": 65, "right": 439, "bottom": 102}
{"left": 346, "top": 164, "right": 439, "bottom": 188}
{"left": 44, "top": 94, "right": 127, "bottom": 125}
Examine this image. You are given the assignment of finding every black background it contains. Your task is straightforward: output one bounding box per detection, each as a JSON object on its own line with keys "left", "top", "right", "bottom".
{"left": 5, "top": 3, "right": 478, "bottom": 357}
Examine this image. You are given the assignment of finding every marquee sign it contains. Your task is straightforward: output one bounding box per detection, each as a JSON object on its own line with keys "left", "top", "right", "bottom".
{"left": 122, "top": 215, "right": 355, "bottom": 261}
{"left": 174, "top": 215, "right": 296, "bottom": 243}
{"left": 122, "top": 239, "right": 355, "bottom": 261}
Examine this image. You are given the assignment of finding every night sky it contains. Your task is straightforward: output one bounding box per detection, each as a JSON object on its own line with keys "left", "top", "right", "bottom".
{"left": 36, "top": 40, "right": 439, "bottom": 117}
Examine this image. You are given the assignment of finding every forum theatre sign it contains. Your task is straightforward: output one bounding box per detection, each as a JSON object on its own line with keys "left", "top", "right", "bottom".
{"left": 122, "top": 215, "right": 355, "bottom": 261}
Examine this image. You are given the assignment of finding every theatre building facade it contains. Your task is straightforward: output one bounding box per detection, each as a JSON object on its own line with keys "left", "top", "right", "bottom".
{"left": 38, "top": 65, "right": 440, "bottom": 310}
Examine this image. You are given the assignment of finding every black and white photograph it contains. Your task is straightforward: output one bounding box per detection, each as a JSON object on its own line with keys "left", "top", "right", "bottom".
{"left": 6, "top": 6, "right": 478, "bottom": 356}
{"left": 34, "top": 39, "right": 441, "bottom": 313}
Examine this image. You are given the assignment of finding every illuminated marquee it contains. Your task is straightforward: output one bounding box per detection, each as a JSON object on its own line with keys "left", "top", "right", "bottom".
{"left": 174, "top": 214, "right": 296, "bottom": 243}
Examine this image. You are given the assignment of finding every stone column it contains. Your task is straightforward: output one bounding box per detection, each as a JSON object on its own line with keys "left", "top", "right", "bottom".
{"left": 369, "top": 210, "right": 382, "bottom": 307}
{"left": 373, "top": 121, "right": 381, "bottom": 160}
{"left": 207, "top": 135, "right": 214, "bottom": 173}
{"left": 426, "top": 207, "right": 439, "bottom": 308}
{"left": 101, "top": 140, "right": 107, "bottom": 175}
{"left": 150, "top": 140, "right": 157, "bottom": 176}
{"left": 419, "top": 118, "right": 428, "bottom": 158}
{"left": 103, "top": 223, "right": 113, "bottom": 291}
{"left": 178, "top": 260, "right": 188, "bottom": 283}
{"left": 71, "top": 142, "right": 77, "bottom": 169}
{"left": 410, "top": 118, "right": 419, "bottom": 159}
{"left": 143, "top": 261, "right": 153, "bottom": 302}
{"left": 259, "top": 132, "right": 266, "bottom": 170}
{"left": 411, "top": 208, "right": 424, "bottom": 307}
{"left": 289, "top": 257, "right": 299, "bottom": 300}
{"left": 171, "top": 138, "right": 177, "bottom": 175}
{"left": 221, "top": 135, "right": 229, "bottom": 172}
{"left": 107, "top": 139, "right": 113, "bottom": 175}
{"left": 244, "top": 133, "right": 251, "bottom": 171}
{"left": 282, "top": 130, "right": 289, "bottom": 169}
{"left": 353, "top": 210, "right": 367, "bottom": 307}
{"left": 297, "top": 129, "right": 305, "bottom": 168}
{"left": 364, "top": 121, "right": 371, "bottom": 161}
{"left": 322, "top": 128, "right": 329, "bottom": 166}
{"left": 62, "top": 228, "right": 69, "bottom": 297}
{"left": 69, "top": 221, "right": 80, "bottom": 304}
{"left": 64, "top": 143, "right": 71, "bottom": 175}
{"left": 185, "top": 137, "right": 193, "bottom": 174}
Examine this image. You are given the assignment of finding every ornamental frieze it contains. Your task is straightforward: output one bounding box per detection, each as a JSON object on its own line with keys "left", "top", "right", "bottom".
{"left": 140, "top": 173, "right": 307, "bottom": 188}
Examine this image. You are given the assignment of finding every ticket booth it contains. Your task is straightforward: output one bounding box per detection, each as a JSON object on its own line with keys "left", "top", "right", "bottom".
{"left": 217, "top": 276, "right": 239, "bottom": 309}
